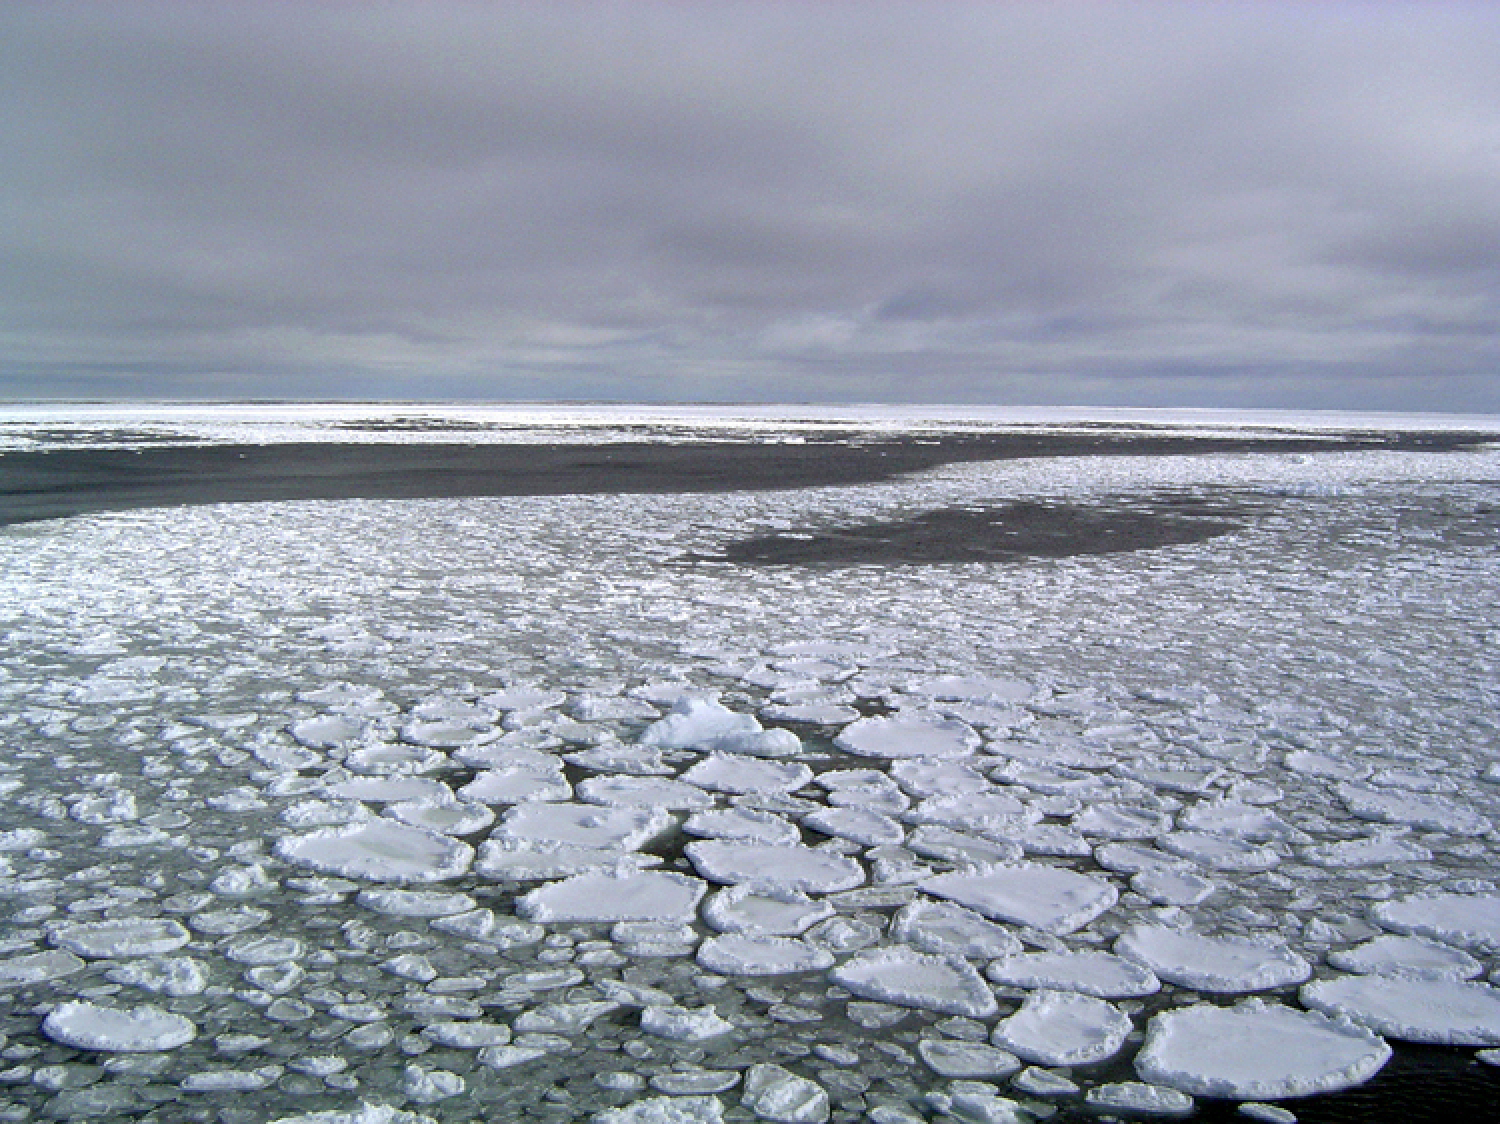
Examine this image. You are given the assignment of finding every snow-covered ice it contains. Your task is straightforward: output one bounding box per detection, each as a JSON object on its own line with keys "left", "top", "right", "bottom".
{"left": 990, "top": 989, "right": 1133, "bottom": 1066}
{"left": 42, "top": 1001, "right": 198, "bottom": 1052}
{"left": 1115, "top": 925, "right": 1312, "bottom": 993}
{"left": 830, "top": 946, "right": 998, "bottom": 1017}
{"left": 986, "top": 950, "right": 1161, "bottom": 998}
{"left": 1300, "top": 975, "right": 1500, "bottom": 1045}
{"left": 922, "top": 863, "right": 1118, "bottom": 934}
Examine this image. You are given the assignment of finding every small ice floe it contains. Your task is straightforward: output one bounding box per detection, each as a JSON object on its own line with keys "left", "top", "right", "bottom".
{"left": 817, "top": 768, "right": 911, "bottom": 813}
{"left": 1328, "top": 934, "right": 1483, "bottom": 980}
{"left": 482, "top": 687, "right": 566, "bottom": 712}
{"left": 1115, "top": 925, "right": 1310, "bottom": 993}
{"left": 1156, "top": 832, "right": 1281, "bottom": 872}
{"left": 701, "top": 885, "right": 834, "bottom": 936}
{"left": 515, "top": 999, "right": 621, "bottom": 1034}
{"left": 909, "top": 791, "right": 1039, "bottom": 835}
{"left": 492, "top": 802, "right": 673, "bottom": 850}
{"left": 385, "top": 799, "right": 494, "bottom": 836}
{"left": 289, "top": 715, "right": 367, "bottom": 750}
{"left": 564, "top": 742, "right": 673, "bottom": 775}
{"left": 987, "top": 951, "right": 1160, "bottom": 999}
{"left": 803, "top": 806, "right": 905, "bottom": 846}
{"left": 355, "top": 888, "right": 476, "bottom": 918}
{"left": 921, "top": 862, "right": 1117, "bottom": 935}
{"left": 651, "top": 1070, "right": 740, "bottom": 1095}
{"left": 1284, "top": 750, "right": 1368, "bottom": 782}
{"left": 48, "top": 918, "right": 191, "bottom": 959}
{"left": 224, "top": 934, "right": 303, "bottom": 965}
{"left": 421, "top": 1021, "right": 511, "bottom": 1049}
{"left": 429, "top": 909, "right": 543, "bottom": 948}
{"left": 640, "top": 697, "right": 768, "bottom": 750}
{"left": 696, "top": 934, "right": 834, "bottom": 976}
{"left": 271, "top": 1105, "right": 438, "bottom": 1124}
{"left": 1131, "top": 868, "right": 1216, "bottom": 907}
{"left": 0, "top": 949, "right": 85, "bottom": 986}
{"left": 681, "top": 753, "right": 813, "bottom": 795}
{"left": 834, "top": 714, "right": 979, "bottom": 760}
{"left": 1012, "top": 1067, "right": 1080, "bottom": 1096}
{"left": 276, "top": 821, "right": 473, "bottom": 883}
{"left": 1335, "top": 783, "right": 1489, "bottom": 835}
{"left": 830, "top": 946, "right": 998, "bottom": 1017}
{"left": 577, "top": 775, "right": 714, "bottom": 810}
{"left": 684, "top": 806, "right": 803, "bottom": 845}
{"left": 906, "top": 826, "right": 1023, "bottom": 867}
{"left": 910, "top": 674, "right": 1032, "bottom": 704}
{"left": 639, "top": 1005, "right": 736, "bottom": 1040}
{"left": 916, "top": 1038, "right": 1020, "bottom": 1079}
{"left": 105, "top": 956, "right": 210, "bottom": 997}
{"left": 762, "top": 702, "right": 861, "bottom": 725}
{"left": 476, "top": 839, "right": 655, "bottom": 880}
{"left": 685, "top": 841, "right": 865, "bottom": 894}
{"left": 345, "top": 743, "right": 445, "bottom": 775}
{"left": 459, "top": 766, "right": 572, "bottom": 805}
{"left": 325, "top": 776, "right": 453, "bottom": 803}
{"left": 1301, "top": 975, "right": 1500, "bottom": 1045}
{"left": 516, "top": 870, "right": 706, "bottom": 923}
{"left": 42, "top": 1000, "right": 197, "bottom": 1052}
{"left": 1371, "top": 892, "right": 1500, "bottom": 954}
{"left": 1133, "top": 1001, "right": 1391, "bottom": 1099}
{"left": 991, "top": 989, "right": 1132, "bottom": 1066}
{"left": 1084, "top": 1082, "right": 1194, "bottom": 1116}
{"left": 1094, "top": 842, "right": 1191, "bottom": 875}
{"left": 742, "top": 1062, "right": 829, "bottom": 1124}
{"left": 1177, "top": 801, "right": 1291, "bottom": 840}
{"left": 890, "top": 898, "right": 1023, "bottom": 960}
{"left": 891, "top": 759, "right": 989, "bottom": 798}
{"left": 1073, "top": 803, "right": 1174, "bottom": 841}
{"left": 597, "top": 1094, "right": 725, "bottom": 1123}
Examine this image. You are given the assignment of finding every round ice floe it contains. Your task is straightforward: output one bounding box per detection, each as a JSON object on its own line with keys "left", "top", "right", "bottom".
{"left": 275, "top": 821, "right": 473, "bottom": 884}
{"left": 701, "top": 885, "right": 834, "bottom": 936}
{"left": 683, "top": 806, "right": 802, "bottom": 845}
{"left": 459, "top": 767, "right": 571, "bottom": 805}
{"left": 802, "top": 806, "right": 905, "bottom": 846}
{"left": 1114, "top": 925, "right": 1310, "bottom": 993}
{"left": 921, "top": 863, "right": 1117, "bottom": 935}
{"left": 0, "top": 949, "right": 85, "bottom": 986}
{"left": 685, "top": 841, "right": 865, "bottom": 894}
{"left": 597, "top": 1094, "right": 724, "bottom": 1124}
{"left": 910, "top": 791, "right": 1038, "bottom": 834}
{"left": 831, "top": 946, "right": 998, "bottom": 1017}
{"left": 48, "top": 918, "right": 191, "bottom": 959}
{"left": 401, "top": 719, "right": 489, "bottom": 748}
{"left": 494, "top": 802, "right": 672, "bottom": 850}
{"left": 1177, "top": 801, "right": 1291, "bottom": 840}
{"left": 907, "top": 826, "right": 1023, "bottom": 866}
{"left": 1336, "top": 783, "right": 1489, "bottom": 835}
{"left": 1156, "top": 832, "right": 1280, "bottom": 871}
{"left": 696, "top": 934, "right": 834, "bottom": 976}
{"left": 1299, "top": 831, "right": 1433, "bottom": 867}
{"left": 762, "top": 702, "right": 861, "bottom": 726}
{"left": 344, "top": 743, "right": 446, "bottom": 775}
{"left": 680, "top": 753, "right": 812, "bottom": 795}
{"left": 517, "top": 870, "right": 706, "bottom": 923}
{"left": 1301, "top": 975, "right": 1500, "bottom": 1045}
{"left": 916, "top": 1039, "right": 1021, "bottom": 1080}
{"left": 834, "top": 714, "right": 979, "bottom": 760}
{"left": 356, "top": 889, "right": 476, "bottom": 918}
{"left": 1134, "top": 1001, "right": 1390, "bottom": 1099}
{"left": 1073, "top": 803, "right": 1174, "bottom": 841}
{"left": 324, "top": 776, "right": 453, "bottom": 803}
{"left": 1094, "top": 842, "right": 1191, "bottom": 875}
{"left": 992, "top": 990, "right": 1132, "bottom": 1066}
{"left": 385, "top": 800, "right": 494, "bottom": 836}
{"left": 891, "top": 758, "right": 989, "bottom": 797}
{"left": 482, "top": 687, "right": 566, "bottom": 712}
{"left": 42, "top": 1000, "right": 197, "bottom": 1052}
{"left": 1329, "top": 935, "right": 1482, "bottom": 980}
{"left": 891, "top": 898, "right": 1023, "bottom": 960}
{"left": 987, "top": 951, "right": 1160, "bottom": 999}
{"left": 288, "top": 715, "right": 367, "bottom": 750}
{"left": 1372, "top": 892, "right": 1500, "bottom": 954}
{"left": 577, "top": 775, "right": 713, "bottom": 809}
{"left": 1130, "top": 868, "right": 1216, "bottom": 907}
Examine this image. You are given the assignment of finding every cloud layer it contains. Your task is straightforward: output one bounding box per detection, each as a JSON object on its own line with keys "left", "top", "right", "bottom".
{"left": 3, "top": 2, "right": 1498, "bottom": 408}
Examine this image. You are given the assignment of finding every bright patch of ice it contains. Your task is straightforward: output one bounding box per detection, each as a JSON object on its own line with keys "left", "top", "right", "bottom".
{"left": 42, "top": 1000, "right": 197, "bottom": 1052}
{"left": 1328, "top": 934, "right": 1482, "bottom": 980}
{"left": 921, "top": 863, "right": 1118, "bottom": 935}
{"left": 639, "top": 697, "right": 760, "bottom": 749}
{"left": 834, "top": 714, "right": 979, "bottom": 760}
{"left": 48, "top": 918, "right": 191, "bottom": 959}
{"left": 577, "top": 775, "right": 713, "bottom": 809}
{"left": 890, "top": 758, "right": 989, "bottom": 797}
{"left": 910, "top": 675, "right": 1032, "bottom": 704}
{"left": 683, "top": 806, "right": 802, "bottom": 845}
{"left": 324, "top": 776, "right": 453, "bottom": 804}
{"left": 0, "top": 949, "right": 85, "bottom": 986}
{"left": 987, "top": 951, "right": 1161, "bottom": 998}
{"left": 1157, "top": 831, "right": 1281, "bottom": 872}
{"left": 916, "top": 1038, "right": 1020, "bottom": 1079}
{"left": 345, "top": 743, "right": 445, "bottom": 775}
{"left": 493, "top": 802, "right": 672, "bottom": 850}
{"left": 475, "top": 839, "right": 656, "bottom": 880}
{"left": 696, "top": 934, "right": 834, "bottom": 976}
{"left": 830, "top": 946, "right": 998, "bottom": 1017}
{"left": 1371, "top": 892, "right": 1500, "bottom": 954}
{"left": 1084, "top": 1082, "right": 1194, "bottom": 1116}
{"left": 802, "top": 806, "right": 905, "bottom": 846}
{"left": 385, "top": 800, "right": 495, "bottom": 836}
{"left": 355, "top": 889, "right": 476, "bottom": 918}
{"left": 991, "top": 989, "right": 1131, "bottom": 1066}
{"left": 1178, "top": 801, "right": 1291, "bottom": 840}
{"left": 517, "top": 870, "right": 706, "bottom": 923}
{"left": 639, "top": 1005, "right": 736, "bottom": 1041}
{"left": 1300, "top": 834, "right": 1432, "bottom": 867}
{"left": 275, "top": 821, "right": 474, "bottom": 883}
{"left": 1073, "top": 803, "right": 1174, "bottom": 840}
{"left": 105, "top": 956, "right": 210, "bottom": 997}
{"left": 597, "top": 1095, "right": 726, "bottom": 1124}
{"left": 742, "top": 1063, "right": 829, "bottom": 1124}
{"left": 459, "top": 767, "right": 572, "bottom": 805}
{"left": 289, "top": 715, "right": 367, "bottom": 750}
{"left": 1114, "top": 925, "right": 1311, "bottom": 993}
{"left": 906, "top": 826, "right": 1023, "bottom": 867}
{"left": 685, "top": 841, "right": 865, "bottom": 893}
{"left": 681, "top": 753, "right": 813, "bottom": 795}
{"left": 891, "top": 898, "right": 1023, "bottom": 960}
{"left": 910, "top": 791, "right": 1038, "bottom": 834}
{"left": 701, "top": 885, "right": 834, "bottom": 936}
{"left": 1336, "top": 783, "right": 1489, "bottom": 835}
{"left": 1301, "top": 975, "right": 1500, "bottom": 1045}
{"left": 270, "top": 1106, "right": 437, "bottom": 1124}
{"left": 1134, "top": 1001, "right": 1391, "bottom": 1099}
{"left": 1131, "top": 868, "right": 1217, "bottom": 907}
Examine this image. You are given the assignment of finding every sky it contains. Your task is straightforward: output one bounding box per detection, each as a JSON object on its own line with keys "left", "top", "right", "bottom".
{"left": 2, "top": 2, "right": 1498, "bottom": 410}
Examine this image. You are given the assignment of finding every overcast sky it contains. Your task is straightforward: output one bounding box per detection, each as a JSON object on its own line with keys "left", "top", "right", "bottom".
{"left": 2, "top": 2, "right": 1498, "bottom": 410}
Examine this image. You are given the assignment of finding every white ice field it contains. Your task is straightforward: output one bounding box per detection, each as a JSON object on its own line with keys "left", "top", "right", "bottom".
{"left": 1, "top": 406, "right": 1499, "bottom": 1123}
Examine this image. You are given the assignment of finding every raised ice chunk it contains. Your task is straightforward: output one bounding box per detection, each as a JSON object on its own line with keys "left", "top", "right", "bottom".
{"left": 683, "top": 806, "right": 802, "bottom": 845}
{"left": 921, "top": 863, "right": 1117, "bottom": 935}
{"left": 1301, "top": 976, "right": 1500, "bottom": 1045}
{"left": 696, "top": 934, "right": 834, "bottom": 976}
{"left": 1336, "top": 783, "right": 1489, "bottom": 835}
{"left": 835, "top": 714, "right": 979, "bottom": 760}
{"left": 1114, "top": 925, "right": 1310, "bottom": 993}
{"left": 701, "top": 885, "right": 834, "bottom": 936}
{"left": 493, "top": 802, "right": 672, "bottom": 850}
{"left": 831, "top": 946, "right": 998, "bottom": 1017}
{"left": 1372, "top": 892, "right": 1500, "bottom": 954}
{"left": 640, "top": 1005, "right": 736, "bottom": 1041}
{"left": 987, "top": 951, "right": 1160, "bottom": 999}
{"left": 742, "top": 1063, "right": 829, "bottom": 1124}
{"left": 802, "top": 806, "right": 904, "bottom": 846}
{"left": 517, "top": 870, "right": 706, "bottom": 923}
{"left": 277, "top": 821, "right": 473, "bottom": 883}
{"left": 597, "top": 1095, "right": 725, "bottom": 1124}
{"left": 577, "top": 775, "right": 713, "bottom": 810}
{"left": 680, "top": 753, "right": 812, "bottom": 795}
{"left": 42, "top": 1001, "right": 197, "bottom": 1052}
{"left": 1134, "top": 1001, "right": 1390, "bottom": 1098}
{"left": 639, "top": 697, "right": 761, "bottom": 749}
{"left": 1329, "top": 935, "right": 1482, "bottom": 980}
{"left": 48, "top": 918, "right": 191, "bottom": 959}
{"left": 991, "top": 990, "right": 1132, "bottom": 1066}
{"left": 891, "top": 898, "right": 1022, "bottom": 960}
{"left": 1084, "top": 1083, "right": 1193, "bottom": 1117}
{"left": 685, "top": 841, "right": 865, "bottom": 893}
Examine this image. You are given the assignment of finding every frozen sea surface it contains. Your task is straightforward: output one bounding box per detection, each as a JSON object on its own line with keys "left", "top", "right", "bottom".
{"left": 0, "top": 406, "right": 1498, "bottom": 1122}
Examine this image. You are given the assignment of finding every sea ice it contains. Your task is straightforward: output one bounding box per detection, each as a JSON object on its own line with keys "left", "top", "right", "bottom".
{"left": 1133, "top": 1001, "right": 1391, "bottom": 1099}
{"left": 276, "top": 820, "right": 474, "bottom": 883}
{"left": 1084, "top": 1082, "right": 1194, "bottom": 1116}
{"left": 42, "top": 1000, "right": 197, "bottom": 1052}
{"left": 48, "top": 918, "right": 191, "bottom": 959}
{"left": 683, "top": 806, "right": 803, "bottom": 845}
{"left": 1336, "top": 783, "right": 1489, "bottom": 835}
{"left": 597, "top": 1095, "right": 726, "bottom": 1124}
{"left": 1156, "top": 832, "right": 1281, "bottom": 871}
{"left": 681, "top": 753, "right": 813, "bottom": 795}
{"left": 385, "top": 799, "right": 495, "bottom": 836}
{"left": 1328, "top": 934, "right": 1483, "bottom": 980}
{"left": 685, "top": 841, "right": 865, "bottom": 893}
{"left": 909, "top": 791, "right": 1038, "bottom": 834}
{"left": 701, "top": 885, "right": 834, "bottom": 936}
{"left": 492, "top": 802, "right": 673, "bottom": 850}
{"left": 1371, "top": 892, "right": 1500, "bottom": 954}
{"left": 906, "top": 826, "right": 1023, "bottom": 866}
{"left": 516, "top": 870, "right": 706, "bottom": 923}
{"left": 834, "top": 714, "right": 979, "bottom": 760}
{"left": 355, "top": 889, "right": 477, "bottom": 918}
{"left": 991, "top": 990, "right": 1132, "bottom": 1066}
{"left": 639, "top": 697, "right": 761, "bottom": 749}
{"left": 459, "top": 766, "right": 572, "bottom": 805}
{"left": 1115, "top": 925, "right": 1310, "bottom": 993}
{"left": 1131, "top": 868, "right": 1216, "bottom": 907}
{"left": 577, "top": 775, "right": 714, "bottom": 810}
{"left": 1300, "top": 975, "right": 1500, "bottom": 1045}
{"left": 890, "top": 758, "right": 989, "bottom": 797}
{"left": 639, "top": 1005, "right": 736, "bottom": 1040}
{"left": 890, "top": 898, "right": 1023, "bottom": 959}
{"left": 802, "top": 806, "right": 905, "bottom": 846}
{"left": 0, "top": 949, "right": 85, "bottom": 986}
{"left": 696, "top": 934, "right": 834, "bottom": 976}
{"left": 987, "top": 951, "right": 1161, "bottom": 998}
{"left": 915, "top": 1038, "right": 1020, "bottom": 1079}
{"left": 1299, "top": 834, "right": 1432, "bottom": 867}
{"left": 830, "top": 946, "right": 998, "bottom": 1017}
{"left": 742, "top": 1063, "right": 830, "bottom": 1124}
{"left": 921, "top": 862, "right": 1118, "bottom": 935}
{"left": 1073, "top": 803, "right": 1174, "bottom": 840}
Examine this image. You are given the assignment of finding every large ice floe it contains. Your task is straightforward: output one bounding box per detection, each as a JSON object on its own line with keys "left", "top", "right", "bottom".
{"left": 2, "top": 404, "right": 1499, "bottom": 1121}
